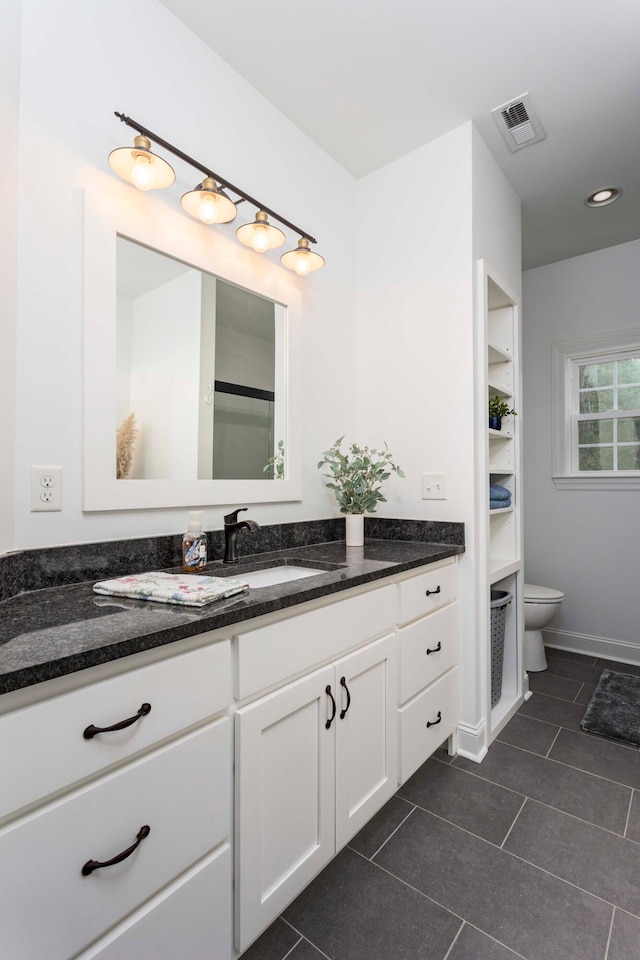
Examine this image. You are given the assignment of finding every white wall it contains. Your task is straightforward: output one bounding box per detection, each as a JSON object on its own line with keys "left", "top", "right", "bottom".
{"left": 0, "top": 0, "right": 20, "bottom": 553}
{"left": 523, "top": 240, "right": 640, "bottom": 658}
{"left": 355, "top": 123, "right": 475, "bottom": 523}
{"left": 12, "top": 0, "right": 356, "bottom": 549}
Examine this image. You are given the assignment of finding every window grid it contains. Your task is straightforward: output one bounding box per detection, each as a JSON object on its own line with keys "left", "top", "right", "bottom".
{"left": 571, "top": 350, "right": 640, "bottom": 474}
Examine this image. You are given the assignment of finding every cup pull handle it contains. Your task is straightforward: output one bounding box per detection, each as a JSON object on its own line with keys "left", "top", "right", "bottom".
{"left": 426, "top": 711, "right": 442, "bottom": 729}
{"left": 426, "top": 642, "right": 442, "bottom": 655}
{"left": 83, "top": 703, "right": 152, "bottom": 740}
{"left": 82, "top": 825, "right": 150, "bottom": 876}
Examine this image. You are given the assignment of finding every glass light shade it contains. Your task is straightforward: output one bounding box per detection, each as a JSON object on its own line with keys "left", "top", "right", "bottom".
{"left": 108, "top": 135, "right": 175, "bottom": 190}
{"left": 180, "top": 177, "right": 237, "bottom": 224}
{"left": 280, "top": 237, "right": 325, "bottom": 276}
{"left": 236, "top": 210, "right": 285, "bottom": 252}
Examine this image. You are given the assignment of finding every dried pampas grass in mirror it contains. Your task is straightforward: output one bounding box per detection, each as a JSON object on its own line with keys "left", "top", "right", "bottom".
{"left": 116, "top": 412, "right": 138, "bottom": 479}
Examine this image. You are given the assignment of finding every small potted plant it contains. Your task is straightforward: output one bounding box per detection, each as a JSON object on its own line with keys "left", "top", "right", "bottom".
{"left": 317, "top": 437, "right": 404, "bottom": 546}
{"left": 488, "top": 396, "right": 517, "bottom": 431}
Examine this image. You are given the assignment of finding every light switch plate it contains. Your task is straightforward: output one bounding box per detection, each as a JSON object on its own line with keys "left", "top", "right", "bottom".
{"left": 421, "top": 473, "right": 446, "bottom": 500}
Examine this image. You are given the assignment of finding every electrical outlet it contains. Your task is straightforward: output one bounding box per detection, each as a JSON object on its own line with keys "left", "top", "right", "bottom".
{"left": 31, "top": 466, "right": 62, "bottom": 512}
{"left": 421, "top": 473, "right": 447, "bottom": 500}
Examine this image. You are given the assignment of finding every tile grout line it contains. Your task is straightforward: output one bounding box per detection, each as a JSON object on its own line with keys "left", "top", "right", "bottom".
{"left": 463, "top": 920, "right": 530, "bottom": 960}
{"left": 349, "top": 801, "right": 417, "bottom": 862}
{"left": 280, "top": 935, "right": 303, "bottom": 960}
{"left": 500, "top": 796, "right": 528, "bottom": 850}
{"left": 545, "top": 726, "right": 563, "bottom": 758}
{"left": 603, "top": 908, "right": 616, "bottom": 960}
{"left": 573, "top": 681, "right": 586, "bottom": 703}
{"left": 441, "top": 920, "right": 465, "bottom": 960}
{"left": 279, "top": 919, "right": 333, "bottom": 960}
{"left": 623, "top": 789, "right": 634, "bottom": 838}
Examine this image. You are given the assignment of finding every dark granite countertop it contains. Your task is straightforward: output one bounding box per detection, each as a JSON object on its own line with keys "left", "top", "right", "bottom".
{"left": 0, "top": 538, "right": 463, "bottom": 696}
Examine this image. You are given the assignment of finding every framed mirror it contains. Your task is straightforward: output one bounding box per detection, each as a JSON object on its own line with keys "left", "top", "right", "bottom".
{"left": 83, "top": 189, "right": 302, "bottom": 510}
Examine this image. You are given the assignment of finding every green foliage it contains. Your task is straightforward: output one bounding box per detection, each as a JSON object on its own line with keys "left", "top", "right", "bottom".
{"left": 263, "top": 440, "right": 285, "bottom": 479}
{"left": 317, "top": 436, "right": 405, "bottom": 514}
{"left": 488, "top": 396, "right": 517, "bottom": 418}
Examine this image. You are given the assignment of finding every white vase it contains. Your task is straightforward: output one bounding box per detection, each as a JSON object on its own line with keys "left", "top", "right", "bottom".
{"left": 345, "top": 514, "right": 365, "bottom": 547}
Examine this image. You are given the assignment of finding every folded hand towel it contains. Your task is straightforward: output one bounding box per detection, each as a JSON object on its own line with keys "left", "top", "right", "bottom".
{"left": 93, "top": 571, "right": 249, "bottom": 607}
{"left": 490, "top": 499, "right": 511, "bottom": 510}
{"left": 489, "top": 484, "right": 511, "bottom": 501}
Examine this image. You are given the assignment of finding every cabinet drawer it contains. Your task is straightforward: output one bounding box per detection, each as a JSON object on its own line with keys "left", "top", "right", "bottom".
{"left": 0, "top": 640, "right": 231, "bottom": 822}
{"left": 397, "top": 560, "right": 457, "bottom": 625}
{"left": 399, "top": 604, "right": 458, "bottom": 703}
{"left": 0, "top": 719, "right": 230, "bottom": 960}
{"left": 235, "top": 584, "right": 396, "bottom": 700}
{"left": 399, "top": 667, "right": 459, "bottom": 784}
{"left": 76, "top": 844, "right": 232, "bottom": 960}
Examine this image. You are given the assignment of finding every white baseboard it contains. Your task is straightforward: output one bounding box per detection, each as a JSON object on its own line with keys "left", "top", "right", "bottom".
{"left": 455, "top": 719, "right": 488, "bottom": 763}
{"left": 543, "top": 627, "right": 640, "bottom": 666}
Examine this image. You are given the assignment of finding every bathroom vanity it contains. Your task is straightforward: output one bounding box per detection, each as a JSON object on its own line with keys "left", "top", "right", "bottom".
{"left": 0, "top": 534, "right": 462, "bottom": 959}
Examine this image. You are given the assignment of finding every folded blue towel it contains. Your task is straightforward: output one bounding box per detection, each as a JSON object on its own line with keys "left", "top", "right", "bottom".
{"left": 490, "top": 499, "right": 511, "bottom": 509}
{"left": 489, "top": 483, "right": 511, "bottom": 500}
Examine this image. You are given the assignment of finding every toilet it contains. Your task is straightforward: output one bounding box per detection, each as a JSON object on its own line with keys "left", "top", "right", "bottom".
{"left": 523, "top": 583, "right": 564, "bottom": 671}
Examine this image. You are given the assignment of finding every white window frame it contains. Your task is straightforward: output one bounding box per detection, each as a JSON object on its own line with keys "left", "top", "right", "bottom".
{"left": 552, "top": 329, "right": 640, "bottom": 490}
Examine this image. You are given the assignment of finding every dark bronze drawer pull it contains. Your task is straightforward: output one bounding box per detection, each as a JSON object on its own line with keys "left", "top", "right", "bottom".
{"left": 425, "top": 585, "right": 441, "bottom": 597}
{"left": 83, "top": 702, "right": 152, "bottom": 740}
{"left": 325, "top": 685, "right": 337, "bottom": 729}
{"left": 426, "top": 711, "right": 442, "bottom": 729}
{"left": 82, "top": 824, "right": 150, "bottom": 876}
{"left": 339, "top": 676, "right": 352, "bottom": 719}
{"left": 426, "top": 642, "right": 442, "bottom": 655}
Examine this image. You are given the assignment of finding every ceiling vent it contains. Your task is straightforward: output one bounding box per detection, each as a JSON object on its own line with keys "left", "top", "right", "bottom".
{"left": 491, "top": 93, "right": 546, "bottom": 152}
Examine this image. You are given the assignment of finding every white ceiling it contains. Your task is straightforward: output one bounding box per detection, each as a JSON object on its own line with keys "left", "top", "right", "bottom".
{"left": 159, "top": 0, "right": 640, "bottom": 270}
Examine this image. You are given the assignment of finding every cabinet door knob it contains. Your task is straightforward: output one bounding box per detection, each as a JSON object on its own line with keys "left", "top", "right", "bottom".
{"left": 426, "top": 711, "right": 442, "bottom": 729}
{"left": 425, "top": 585, "right": 441, "bottom": 597}
{"left": 81, "top": 824, "right": 150, "bottom": 876}
{"left": 339, "top": 676, "right": 352, "bottom": 719}
{"left": 426, "top": 642, "right": 442, "bottom": 655}
{"left": 83, "top": 702, "right": 152, "bottom": 740}
{"left": 325, "top": 685, "right": 337, "bottom": 729}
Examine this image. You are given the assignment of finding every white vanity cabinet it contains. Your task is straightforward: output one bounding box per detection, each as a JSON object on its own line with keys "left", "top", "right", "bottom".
{"left": 397, "top": 558, "right": 460, "bottom": 783}
{"left": 0, "top": 641, "right": 233, "bottom": 960}
{"left": 234, "top": 600, "right": 399, "bottom": 953}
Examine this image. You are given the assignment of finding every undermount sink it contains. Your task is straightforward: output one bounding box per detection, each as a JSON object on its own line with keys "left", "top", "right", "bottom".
{"left": 237, "top": 565, "right": 326, "bottom": 589}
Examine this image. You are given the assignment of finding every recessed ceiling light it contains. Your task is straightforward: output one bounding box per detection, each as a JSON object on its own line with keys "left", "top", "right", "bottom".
{"left": 584, "top": 187, "right": 623, "bottom": 208}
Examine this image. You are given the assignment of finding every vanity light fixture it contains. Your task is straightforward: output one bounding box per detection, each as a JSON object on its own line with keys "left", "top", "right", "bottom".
{"left": 584, "top": 186, "right": 623, "bottom": 208}
{"left": 181, "top": 177, "right": 237, "bottom": 224}
{"left": 236, "top": 210, "right": 285, "bottom": 252}
{"left": 108, "top": 134, "right": 176, "bottom": 191}
{"left": 109, "top": 112, "right": 324, "bottom": 274}
{"left": 280, "top": 238, "right": 325, "bottom": 276}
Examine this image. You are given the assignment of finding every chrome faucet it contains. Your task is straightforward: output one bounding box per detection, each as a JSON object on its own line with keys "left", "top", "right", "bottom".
{"left": 223, "top": 508, "right": 260, "bottom": 564}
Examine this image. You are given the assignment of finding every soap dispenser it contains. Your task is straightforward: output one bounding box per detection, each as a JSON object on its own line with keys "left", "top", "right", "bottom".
{"left": 182, "top": 512, "right": 208, "bottom": 572}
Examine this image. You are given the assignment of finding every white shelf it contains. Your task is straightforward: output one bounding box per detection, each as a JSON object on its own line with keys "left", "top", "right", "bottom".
{"left": 489, "top": 504, "right": 514, "bottom": 515}
{"left": 488, "top": 343, "right": 512, "bottom": 364}
{"left": 489, "top": 466, "right": 514, "bottom": 475}
{"left": 488, "top": 428, "right": 513, "bottom": 440}
{"left": 489, "top": 558, "right": 520, "bottom": 583}
{"left": 487, "top": 381, "right": 513, "bottom": 399}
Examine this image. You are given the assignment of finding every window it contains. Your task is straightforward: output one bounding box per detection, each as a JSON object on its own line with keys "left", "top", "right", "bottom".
{"left": 552, "top": 331, "right": 640, "bottom": 489}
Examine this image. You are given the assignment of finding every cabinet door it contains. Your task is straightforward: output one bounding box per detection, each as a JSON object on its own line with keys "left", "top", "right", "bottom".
{"left": 235, "top": 665, "right": 336, "bottom": 953}
{"left": 334, "top": 633, "right": 398, "bottom": 851}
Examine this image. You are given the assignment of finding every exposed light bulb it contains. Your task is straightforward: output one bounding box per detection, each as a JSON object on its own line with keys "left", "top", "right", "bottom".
{"left": 198, "top": 193, "right": 219, "bottom": 224}
{"left": 131, "top": 153, "right": 154, "bottom": 191}
{"left": 294, "top": 252, "right": 310, "bottom": 276}
{"left": 251, "top": 224, "right": 270, "bottom": 253}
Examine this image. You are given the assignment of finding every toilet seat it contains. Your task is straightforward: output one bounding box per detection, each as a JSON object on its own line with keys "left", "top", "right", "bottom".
{"left": 524, "top": 583, "right": 564, "bottom": 603}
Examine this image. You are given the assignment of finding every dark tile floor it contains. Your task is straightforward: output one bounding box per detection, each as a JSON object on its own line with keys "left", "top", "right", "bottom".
{"left": 240, "top": 649, "right": 640, "bottom": 960}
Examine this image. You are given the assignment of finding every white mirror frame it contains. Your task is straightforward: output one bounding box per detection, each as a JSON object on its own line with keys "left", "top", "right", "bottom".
{"left": 82, "top": 189, "right": 302, "bottom": 511}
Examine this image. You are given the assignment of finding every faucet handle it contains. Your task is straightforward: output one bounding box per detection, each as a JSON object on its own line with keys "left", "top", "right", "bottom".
{"left": 224, "top": 507, "right": 248, "bottom": 525}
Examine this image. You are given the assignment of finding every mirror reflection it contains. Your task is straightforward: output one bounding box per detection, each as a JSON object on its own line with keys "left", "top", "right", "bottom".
{"left": 115, "top": 236, "right": 286, "bottom": 481}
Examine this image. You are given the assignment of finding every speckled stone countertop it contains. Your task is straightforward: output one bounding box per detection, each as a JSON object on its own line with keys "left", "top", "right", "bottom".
{"left": 0, "top": 521, "right": 464, "bottom": 696}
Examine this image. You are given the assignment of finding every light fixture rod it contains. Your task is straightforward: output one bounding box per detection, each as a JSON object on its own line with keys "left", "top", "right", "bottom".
{"left": 114, "top": 112, "right": 317, "bottom": 244}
